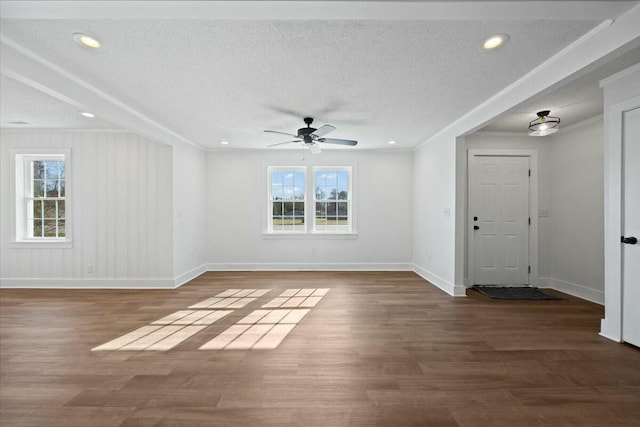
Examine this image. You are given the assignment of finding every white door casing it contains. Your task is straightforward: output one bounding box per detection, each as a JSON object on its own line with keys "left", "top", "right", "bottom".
{"left": 622, "top": 106, "right": 640, "bottom": 347}
{"left": 469, "top": 155, "right": 531, "bottom": 286}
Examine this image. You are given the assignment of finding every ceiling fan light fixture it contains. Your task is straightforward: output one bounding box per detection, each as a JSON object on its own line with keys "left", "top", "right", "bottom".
{"left": 73, "top": 32, "right": 101, "bottom": 49}
{"left": 309, "top": 143, "right": 322, "bottom": 155}
{"left": 482, "top": 34, "right": 509, "bottom": 50}
{"left": 528, "top": 110, "right": 560, "bottom": 136}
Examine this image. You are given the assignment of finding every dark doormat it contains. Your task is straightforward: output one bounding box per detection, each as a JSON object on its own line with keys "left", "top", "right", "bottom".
{"left": 473, "top": 286, "right": 562, "bottom": 300}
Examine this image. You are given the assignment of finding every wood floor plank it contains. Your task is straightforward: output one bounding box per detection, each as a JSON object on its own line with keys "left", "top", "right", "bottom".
{"left": 1, "top": 271, "right": 639, "bottom": 426}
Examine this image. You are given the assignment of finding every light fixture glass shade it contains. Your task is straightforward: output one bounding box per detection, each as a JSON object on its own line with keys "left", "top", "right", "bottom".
{"left": 528, "top": 110, "right": 560, "bottom": 136}
{"left": 310, "top": 143, "right": 322, "bottom": 155}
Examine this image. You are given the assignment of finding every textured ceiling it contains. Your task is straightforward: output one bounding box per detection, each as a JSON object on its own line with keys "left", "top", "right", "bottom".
{"left": 480, "top": 46, "right": 640, "bottom": 133}
{"left": 0, "top": 74, "right": 117, "bottom": 129}
{"left": 0, "top": 1, "right": 637, "bottom": 149}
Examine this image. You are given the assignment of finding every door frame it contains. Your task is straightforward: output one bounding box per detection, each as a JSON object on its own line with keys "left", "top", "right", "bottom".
{"left": 601, "top": 94, "right": 640, "bottom": 342}
{"left": 467, "top": 149, "right": 539, "bottom": 287}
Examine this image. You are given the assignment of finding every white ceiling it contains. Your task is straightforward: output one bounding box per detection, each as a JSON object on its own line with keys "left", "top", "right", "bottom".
{"left": 1, "top": 1, "right": 638, "bottom": 150}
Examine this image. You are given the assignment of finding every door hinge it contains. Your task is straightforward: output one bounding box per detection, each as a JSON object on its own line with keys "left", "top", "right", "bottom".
{"left": 528, "top": 217, "right": 531, "bottom": 225}
{"left": 528, "top": 169, "right": 531, "bottom": 177}
{"left": 528, "top": 266, "right": 531, "bottom": 274}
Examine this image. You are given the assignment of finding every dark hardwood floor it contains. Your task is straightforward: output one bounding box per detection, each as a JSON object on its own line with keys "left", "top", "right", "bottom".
{"left": 1, "top": 271, "right": 639, "bottom": 426}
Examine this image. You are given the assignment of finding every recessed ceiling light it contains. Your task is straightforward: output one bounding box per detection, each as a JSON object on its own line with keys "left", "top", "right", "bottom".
{"left": 80, "top": 112, "right": 95, "bottom": 118}
{"left": 73, "top": 33, "right": 101, "bottom": 49}
{"left": 388, "top": 140, "right": 397, "bottom": 145}
{"left": 482, "top": 34, "right": 509, "bottom": 50}
{"left": 220, "top": 141, "right": 229, "bottom": 145}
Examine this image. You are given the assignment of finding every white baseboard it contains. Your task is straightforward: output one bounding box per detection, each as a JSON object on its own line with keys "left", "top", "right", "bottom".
{"left": 173, "top": 264, "right": 207, "bottom": 288}
{"left": 538, "top": 277, "right": 604, "bottom": 305}
{"left": 0, "top": 277, "right": 174, "bottom": 289}
{"left": 413, "top": 264, "right": 466, "bottom": 297}
{"left": 599, "top": 318, "right": 621, "bottom": 342}
{"left": 206, "top": 262, "right": 414, "bottom": 271}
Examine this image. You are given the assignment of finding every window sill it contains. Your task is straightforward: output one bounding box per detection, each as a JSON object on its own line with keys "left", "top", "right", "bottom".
{"left": 8, "top": 240, "right": 73, "bottom": 249}
{"left": 262, "top": 232, "right": 358, "bottom": 240}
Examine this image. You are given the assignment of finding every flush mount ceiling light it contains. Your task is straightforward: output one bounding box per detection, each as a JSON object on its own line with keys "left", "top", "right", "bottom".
{"left": 79, "top": 111, "right": 95, "bottom": 118}
{"left": 220, "top": 141, "right": 229, "bottom": 145}
{"left": 482, "top": 34, "right": 509, "bottom": 50}
{"left": 388, "top": 140, "right": 397, "bottom": 145}
{"left": 73, "top": 33, "right": 101, "bottom": 49}
{"left": 528, "top": 110, "right": 560, "bottom": 136}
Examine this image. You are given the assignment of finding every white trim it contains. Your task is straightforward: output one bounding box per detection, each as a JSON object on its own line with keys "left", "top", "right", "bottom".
{"left": 413, "top": 264, "right": 466, "bottom": 297}
{"left": 173, "top": 264, "right": 207, "bottom": 288}
{"left": 538, "top": 277, "right": 604, "bottom": 305}
{"left": 558, "top": 114, "right": 604, "bottom": 134}
{"left": 600, "top": 63, "right": 640, "bottom": 88}
{"left": 1, "top": 128, "right": 126, "bottom": 133}
{"left": 601, "top": 93, "right": 640, "bottom": 342}
{"left": 2, "top": 1, "right": 634, "bottom": 20}
{"left": 0, "top": 277, "right": 175, "bottom": 289}
{"left": 262, "top": 232, "right": 358, "bottom": 240}
{"left": 207, "top": 262, "right": 413, "bottom": 271}
{"left": 466, "top": 149, "right": 539, "bottom": 288}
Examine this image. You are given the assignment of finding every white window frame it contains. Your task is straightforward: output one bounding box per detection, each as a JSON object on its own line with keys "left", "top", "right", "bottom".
{"left": 267, "top": 166, "right": 307, "bottom": 234}
{"left": 312, "top": 166, "right": 352, "bottom": 234}
{"left": 264, "top": 164, "right": 355, "bottom": 237}
{"left": 11, "top": 149, "right": 72, "bottom": 248}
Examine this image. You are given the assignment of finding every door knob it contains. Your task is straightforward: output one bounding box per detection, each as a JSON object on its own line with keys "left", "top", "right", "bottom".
{"left": 621, "top": 236, "right": 638, "bottom": 245}
{"left": 474, "top": 225, "right": 480, "bottom": 230}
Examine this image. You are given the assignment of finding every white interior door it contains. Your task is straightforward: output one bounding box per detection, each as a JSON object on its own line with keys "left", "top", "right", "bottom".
{"left": 622, "top": 106, "right": 640, "bottom": 347}
{"left": 470, "top": 155, "right": 530, "bottom": 285}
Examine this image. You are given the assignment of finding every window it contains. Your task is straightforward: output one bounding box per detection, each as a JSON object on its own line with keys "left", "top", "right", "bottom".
{"left": 14, "top": 150, "right": 71, "bottom": 244}
{"left": 268, "top": 167, "right": 306, "bottom": 232}
{"left": 314, "top": 168, "right": 351, "bottom": 233}
{"left": 267, "top": 165, "right": 353, "bottom": 235}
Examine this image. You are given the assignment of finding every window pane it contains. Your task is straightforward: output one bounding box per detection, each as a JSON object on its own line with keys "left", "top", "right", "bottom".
{"left": 58, "top": 162, "right": 65, "bottom": 179}
{"left": 33, "top": 180, "right": 45, "bottom": 197}
{"left": 43, "top": 220, "right": 57, "bottom": 237}
{"left": 315, "top": 202, "right": 327, "bottom": 216}
{"left": 57, "top": 200, "right": 65, "bottom": 219}
{"left": 283, "top": 172, "right": 294, "bottom": 186}
{"left": 33, "top": 161, "right": 45, "bottom": 179}
{"left": 327, "top": 202, "right": 336, "bottom": 216}
{"left": 33, "top": 220, "right": 43, "bottom": 237}
{"left": 46, "top": 180, "right": 58, "bottom": 197}
{"left": 273, "top": 202, "right": 283, "bottom": 216}
{"left": 271, "top": 181, "right": 283, "bottom": 199}
{"left": 33, "top": 200, "right": 43, "bottom": 219}
{"left": 294, "top": 201, "right": 304, "bottom": 217}
{"left": 315, "top": 186, "right": 326, "bottom": 200}
{"left": 59, "top": 180, "right": 66, "bottom": 197}
{"left": 45, "top": 161, "right": 60, "bottom": 179}
{"left": 58, "top": 220, "right": 65, "bottom": 237}
{"left": 337, "top": 201, "right": 348, "bottom": 216}
{"left": 283, "top": 186, "right": 294, "bottom": 200}
{"left": 43, "top": 200, "right": 57, "bottom": 218}
{"left": 283, "top": 202, "right": 293, "bottom": 216}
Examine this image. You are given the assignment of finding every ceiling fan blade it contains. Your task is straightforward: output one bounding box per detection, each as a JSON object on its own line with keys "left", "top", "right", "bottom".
{"left": 317, "top": 138, "right": 358, "bottom": 146}
{"left": 312, "top": 124, "right": 336, "bottom": 138}
{"left": 268, "top": 140, "right": 301, "bottom": 147}
{"left": 264, "top": 129, "right": 299, "bottom": 138}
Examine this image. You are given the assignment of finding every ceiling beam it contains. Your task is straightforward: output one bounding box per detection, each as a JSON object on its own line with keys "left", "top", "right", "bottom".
{"left": 1, "top": 1, "right": 637, "bottom": 21}
{"left": 0, "top": 34, "right": 199, "bottom": 148}
{"left": 417, "top": 3, "right": 640, "bottom": 148}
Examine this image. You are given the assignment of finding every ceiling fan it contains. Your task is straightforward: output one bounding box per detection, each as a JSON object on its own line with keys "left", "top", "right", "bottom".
{"left": 264, "top": 117, "right": 358, "bottom": 153}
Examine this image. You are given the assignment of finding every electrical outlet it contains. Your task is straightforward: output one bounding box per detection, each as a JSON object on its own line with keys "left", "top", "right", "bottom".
{"left": 87, "top": 264, "right": 94, "bottom": 273}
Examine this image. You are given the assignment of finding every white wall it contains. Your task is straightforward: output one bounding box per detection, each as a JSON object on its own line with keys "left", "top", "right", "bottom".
{"left": 0, "top": 130, "right": 174, "bottom": 287}
{"left": 413, "top": 135, "right": 462, "bottom": 295}
{"left": 172, "top": 142, "right": 207, "bottom": 285}
{"left": 547, "top": 117, "right": 605, "bottom": 303}
{"left": 206, "top": 149, "right": 413, "bottom": 269}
